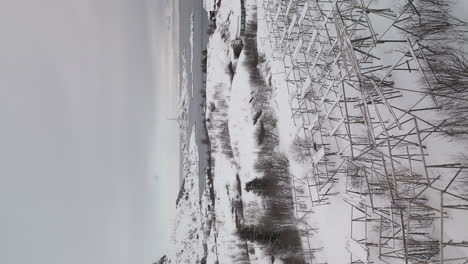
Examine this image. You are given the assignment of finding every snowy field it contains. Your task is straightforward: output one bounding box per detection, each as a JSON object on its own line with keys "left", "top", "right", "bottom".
{"left": 160, "top": 0, "right": 468, "bottom": 263}
{"left": 256, "top": 0, "right": 468, "bottom": 263}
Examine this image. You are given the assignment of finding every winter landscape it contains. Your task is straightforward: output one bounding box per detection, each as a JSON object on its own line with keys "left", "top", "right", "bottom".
{"left": 159, "top": 0, "right": 468, "bottom": 263}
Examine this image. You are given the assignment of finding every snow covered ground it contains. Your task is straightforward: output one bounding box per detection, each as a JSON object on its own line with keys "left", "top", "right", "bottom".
{"left": 171, "top": 128, "right": 204, "bottom": 261}
{"left": 165, "top": 0, "right": 468, "bottom": 263}
{"left": 166, "top": 0, "right": 305, "bottom": 263}
{"left": 159, "top": 127, "right": 216, "bottom": 264}
{"left": 256, "top": 0, "right": 468, "bottom": 263}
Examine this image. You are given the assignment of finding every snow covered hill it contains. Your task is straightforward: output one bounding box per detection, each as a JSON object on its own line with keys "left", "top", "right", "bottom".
{"left": 163, "top": 0, "right": 468, "bottom": 263}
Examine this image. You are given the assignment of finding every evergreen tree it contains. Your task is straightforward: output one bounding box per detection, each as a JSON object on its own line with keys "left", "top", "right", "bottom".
{"left": 245, "top": 177, "right": 272, "bottom": 196}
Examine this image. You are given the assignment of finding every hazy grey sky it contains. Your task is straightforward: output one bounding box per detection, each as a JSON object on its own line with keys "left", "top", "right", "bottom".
{"left": 0, "top": 0, "right": 179, "bottom": 263}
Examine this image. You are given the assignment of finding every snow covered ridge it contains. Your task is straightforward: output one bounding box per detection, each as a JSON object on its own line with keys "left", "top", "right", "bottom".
{"left": 170, "top": 128, "right": 205, "bottom": 262}
{"left": 256, "top": 0, "right": 468, "bottom": 263}
{"left": 178, "top": 50, "right": 189, "bottom": 132}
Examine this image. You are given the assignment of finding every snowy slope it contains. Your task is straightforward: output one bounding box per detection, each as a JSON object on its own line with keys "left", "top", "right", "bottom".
{"left": 165, "top": 0, "right": 468, "bottom": 263}
{"left": 255, "top": 0, "right": 468, "bottom": 263}
{"left": 171, "top": 128, "right": 205, "bottom": 262}
{"left": 168, "top": 0, "right": 305, "bottom": 262}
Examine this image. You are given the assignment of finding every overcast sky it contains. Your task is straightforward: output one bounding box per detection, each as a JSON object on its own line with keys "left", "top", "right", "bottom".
{"left": 0, "top": 0, "right": 179, "bottom": 263}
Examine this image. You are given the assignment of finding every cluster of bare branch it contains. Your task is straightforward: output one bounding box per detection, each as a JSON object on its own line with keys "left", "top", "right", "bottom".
{"left": 423, "top": 46, "right": 468, "bottom": 138}
{"left": 237, "top": 7, "right": 305, "bottom": 262}
{"left": 403, "top": 0, "right": 467, "bottom": 42}
{"left": 208, "top": 88, "right": 235, "bottom": 160}
{"left": 402, "top": 0, "right": 468, "bottom": 140}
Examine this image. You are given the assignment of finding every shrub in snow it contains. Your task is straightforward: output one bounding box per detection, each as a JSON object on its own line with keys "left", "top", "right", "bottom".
{"left": 290, "top": 136, "right": 314, "bottom": 163}
{"left": 209, "top": 89, "right": 236, "bottom": 160}
{"left": 422, "top": 47, "right": 468, "bottom": 139}
{"left": 397, "top": 0, "right": 468, "bottom": 141}
{"left": 201, "top": 49, "right": 208, "bottom": 74}
{"left": 255, "top": 112, "right": 278, "bottom": 148}
{"left": 402, "top": 0, "right": 467, "bottom": 42}
{"left": 242, "top": 17, "right": 259, "bottom": 74}
{"left": 217, "top": 121, "right": 234, "bottom": 159}
{"left": 232, "top": 3, "right": 305, "bottom": 260}
{"left": 218, "top": 22, "right": 230, "bottom": 43}
{"left": 154, "top": 255, "right": 171, "bottom": 264}
{"left": 175, "top": 179, "right": 187, "bottom": 206}
{"left": 280, "top": 255, "right": 307, "bottom": 264}
{"left": 238, "top": 224, "right": 304, "bottom": 254}
{"left": 256, "top": 121, "right": 266, "bottom": 145}
{"left": 255, "top": 152, "right": 289, "bottom": 177}
{"left": 206, "top": 21, "right": 216, "bottom": 35}
{"left": 238, "top": 224, "right": 280, "bottom": 243}
{"left": 252, "top": 110, "right": 262, "bottom": 125}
